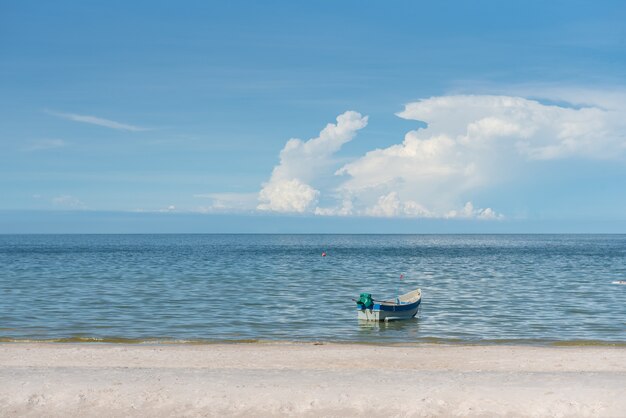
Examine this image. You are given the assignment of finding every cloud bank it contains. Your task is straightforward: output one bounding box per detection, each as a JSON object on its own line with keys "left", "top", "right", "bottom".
{"left": 257, "top": 93, "right": 626, "bottom": 219}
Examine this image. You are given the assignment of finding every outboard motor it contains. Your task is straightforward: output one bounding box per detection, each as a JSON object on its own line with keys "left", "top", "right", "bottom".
{"left": 356, "top": 293, "right": 373, "bottom": 309}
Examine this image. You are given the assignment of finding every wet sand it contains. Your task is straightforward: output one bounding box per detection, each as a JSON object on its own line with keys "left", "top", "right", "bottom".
{"left": 1, "top": 343, "right": 625, "bottom": 417}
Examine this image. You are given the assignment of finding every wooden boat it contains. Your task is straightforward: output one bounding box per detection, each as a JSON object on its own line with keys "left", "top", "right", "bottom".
{"left": 355, "top": 288, "right": 421, "bottom": 321}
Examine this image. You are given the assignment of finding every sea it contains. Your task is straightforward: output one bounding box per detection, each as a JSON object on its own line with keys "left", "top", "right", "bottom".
{"left": 1, "top": 234, "right": 625, "bottom": 345}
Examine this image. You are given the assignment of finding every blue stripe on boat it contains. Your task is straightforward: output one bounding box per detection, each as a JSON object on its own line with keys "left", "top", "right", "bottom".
{"left": 356, "top": 299, "right": 421, "bottom": 312}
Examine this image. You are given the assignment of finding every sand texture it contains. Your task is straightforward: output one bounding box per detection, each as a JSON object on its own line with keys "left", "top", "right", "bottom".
{"left": 1, "top": 343, "right": 625, "bottom": 417}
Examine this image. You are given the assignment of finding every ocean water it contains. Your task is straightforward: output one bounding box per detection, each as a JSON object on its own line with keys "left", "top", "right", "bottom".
{"left": 1, "top": 234, "right": 625, "bottom": 345}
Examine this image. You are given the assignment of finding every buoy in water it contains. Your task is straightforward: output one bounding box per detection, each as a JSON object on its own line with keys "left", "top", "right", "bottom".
{"left": 322, "top": 252, "right": 327, "bottom": 257}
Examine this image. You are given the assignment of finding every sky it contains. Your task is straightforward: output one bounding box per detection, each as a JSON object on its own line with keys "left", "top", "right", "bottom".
{"left": 1, "top": 0, "right": 626, "bottom": 233}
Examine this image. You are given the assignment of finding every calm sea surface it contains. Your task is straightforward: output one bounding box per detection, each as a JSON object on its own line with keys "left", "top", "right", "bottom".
{"left": 1, "top": 234, "right": 625, "bottom": 344}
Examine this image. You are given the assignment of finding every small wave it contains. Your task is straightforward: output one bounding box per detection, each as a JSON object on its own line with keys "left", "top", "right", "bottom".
{"left": 1, "top": 336, "right": 624, "bottom": 347}
{"left": 0, "top": 337, "right": 262, "bottom": 345}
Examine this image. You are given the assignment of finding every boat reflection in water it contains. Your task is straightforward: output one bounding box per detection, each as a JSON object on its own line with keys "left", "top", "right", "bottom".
{"left": 356, "top": 314, "right": 422, "bottom": 342}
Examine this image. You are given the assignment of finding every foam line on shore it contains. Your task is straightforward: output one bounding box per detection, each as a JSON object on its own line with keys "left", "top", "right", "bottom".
{"left": 1, "top": 336, "right": 625, "bottom": 347}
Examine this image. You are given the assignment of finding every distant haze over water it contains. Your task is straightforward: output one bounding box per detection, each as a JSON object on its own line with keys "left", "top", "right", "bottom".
{"left": 1, "top": 234, "right": 625, "bottom": 344}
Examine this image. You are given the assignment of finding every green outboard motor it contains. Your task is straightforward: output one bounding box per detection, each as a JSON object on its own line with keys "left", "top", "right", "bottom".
{"left": 356, "top": 293, "right": 373, "bottom": 309}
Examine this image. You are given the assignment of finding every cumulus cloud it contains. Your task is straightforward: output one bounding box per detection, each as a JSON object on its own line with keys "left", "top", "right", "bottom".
{"left": 255, "top": 92, "right": 626, "bottom": 219}
{"left": 363, "top": 192, "right": 433, "bottom": 218}
{"left": 257, "top": 111, "right": 368, "bottom": 213}
{"left": 258, "top": 179, "right": 320, "bottom": 213}
{"left": 445, "top": 202, "right": 503, "bottom": 220}
{"left": 396, "top": 95, "right": 622, "bottom": 160}
{"left": 332, "top": 94, "right": 626, "bottom": 218}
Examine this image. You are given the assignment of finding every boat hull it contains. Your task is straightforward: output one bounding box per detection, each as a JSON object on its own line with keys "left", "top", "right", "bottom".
{"left": 357, "top": 298, "right": 421, "bottom": 322}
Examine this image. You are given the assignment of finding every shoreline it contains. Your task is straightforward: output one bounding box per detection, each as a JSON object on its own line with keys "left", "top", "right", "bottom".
{"left": 2, "top": 337, "right": 626, "bottom": 347}
{"left": 2, "top": 343, "right": 625, "bottom": 416}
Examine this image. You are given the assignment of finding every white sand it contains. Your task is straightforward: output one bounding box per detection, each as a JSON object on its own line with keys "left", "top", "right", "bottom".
{"left": 1, "top": 343, "right": 625, "bottom": 417}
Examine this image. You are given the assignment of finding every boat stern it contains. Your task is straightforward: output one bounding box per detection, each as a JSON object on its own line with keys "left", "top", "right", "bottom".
{"left": 357, "top": 308, "right": 380, "bottom": 321}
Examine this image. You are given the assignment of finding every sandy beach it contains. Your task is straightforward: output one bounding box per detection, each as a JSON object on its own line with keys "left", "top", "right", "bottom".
{"left": 0, "top": 343, "right": 624, "bottom": 417}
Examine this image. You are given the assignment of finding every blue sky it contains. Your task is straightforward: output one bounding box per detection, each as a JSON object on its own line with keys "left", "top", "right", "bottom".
{"left": 2, "top": 1, "right": 626, "bottom": 232}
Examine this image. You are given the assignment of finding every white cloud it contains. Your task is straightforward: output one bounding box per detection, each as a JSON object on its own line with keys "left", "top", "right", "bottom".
{"left": 257, "top": 111, "right": 368, "bottom": 213}
{"left": 363, "top": 192, "right": 435, "bottom": 218}
{"left": 132, "top": 205, "right": 179, "bottom": 213}
{"left": 258, "top": 179, "right": 320, "bottom": 213}
{"left": 194, "top": 192, "right": 258, "bottom": 213}
{"left": 314, "top": 198, "right": 354, "bottom": 216}
{"left": 52, "top": 195, "right": 86, "bottom": 209}
{"left": 445, "top": 202, "right": 503, "bottom": 220}
{"left": 253, "top": 92, "right": 626, "bottom": 219}
{"left": 332, "top": 94, "right": 626, "bottom": 218}
{"left": 396, "top": 95, "right": 622, "bottom": 160}
{"left": 23, "top": 139, "right": 67, "bottom": 151}
{"left": 354, "top": 192, "right": 500, "bottom": 220}
{"left": 46, "top": 110, "right": 147, "bottom": 132}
